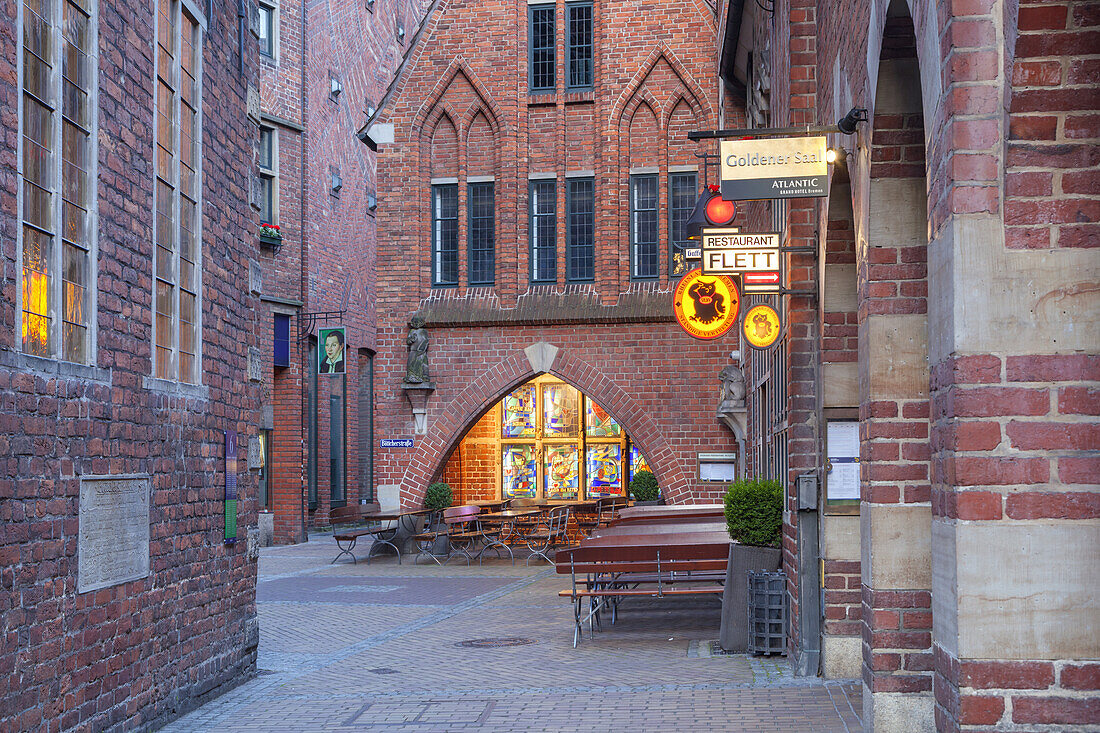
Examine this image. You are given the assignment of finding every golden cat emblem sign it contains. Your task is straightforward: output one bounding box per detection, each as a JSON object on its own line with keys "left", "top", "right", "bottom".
{"left": 742, "top": 303, "right": 783, "bottom": 349}
{"left": 673, "top": 268, "right": 740, "bottom": 340}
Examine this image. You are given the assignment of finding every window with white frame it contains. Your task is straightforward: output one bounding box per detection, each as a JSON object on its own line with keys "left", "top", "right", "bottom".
{"left": 258, "top": 125, "right": 278, "bottom": 225}
{"left": 154, "top": 0, "right": 204, "bottom": 383}
{"left": 258, "top": 1, "right": 276, "bottom": 59}
{"left": 19, "top": 0, "right": 98, "bottom": 363}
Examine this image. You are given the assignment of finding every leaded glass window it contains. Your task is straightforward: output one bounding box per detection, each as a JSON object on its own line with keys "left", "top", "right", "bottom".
{"left": 566, "top": 178, "right": 594, "bottom": 282}
{"left": 20, "top": 0, "right": 97, "bottom": 363}
{"left": 630, "top": 174, "right": 659, "bottom": 279}
{"left": 529, "top": 5, "right": 555, "bottom": 92}
{"left": 494, "top": 377, "right": 635, "bottom": 501}
{"left": 566, "top": 2, "right": 592, "bottom": 90}
{"left": 432, "top": 183, "right": 458, "bottom": 286}
{"left": 154, "top": 0, "right": 203, "bottom": 382}
{"left": 669, "top": 172, "right": 696, "bottom": 277}
{"left": 468, "top": 181, "right": 495, "bottom": 285}
{"left": 530, "top": 180, "right": 556, "bottom": 283}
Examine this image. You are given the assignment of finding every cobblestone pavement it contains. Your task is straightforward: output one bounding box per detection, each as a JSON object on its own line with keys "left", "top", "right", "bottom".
{"left": 161, "top": 536, "right": 862, "bottom": 732}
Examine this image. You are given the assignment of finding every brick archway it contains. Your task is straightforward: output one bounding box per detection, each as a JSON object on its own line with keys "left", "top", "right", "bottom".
{"left": 395, "top": 345, "right": 695, "bottom": 507}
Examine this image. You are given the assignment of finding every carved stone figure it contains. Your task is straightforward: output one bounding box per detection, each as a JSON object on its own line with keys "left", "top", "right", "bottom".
{"left": 404, "top": 316, "right": 431, "bottom": 384}
{"left": 718, "top": 364, "right": 746, "bottom": 407}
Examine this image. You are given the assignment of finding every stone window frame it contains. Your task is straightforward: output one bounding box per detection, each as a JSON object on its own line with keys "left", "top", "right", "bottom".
{"left": 430, "top": 180, "right": 459, "bottom": 287}
{"left": 152, "top": 0, "right": 206, "bottom": 384}
{"left": 17, "top": 0, "right": 100, "bottom": 365}
{"left": 258, "top": 125, "right": 279, "bottom": 225}
{"left": 565, "top": 174, "right": 595, "bottom": 283}
{"left": 258, "top": 0, "right": 278, "bottom": 61}
{"left": 529, "top": 177, "right": 557, "bottom": 284}
{"left": 629, "top": 172, "right": 660, "bottom": 281}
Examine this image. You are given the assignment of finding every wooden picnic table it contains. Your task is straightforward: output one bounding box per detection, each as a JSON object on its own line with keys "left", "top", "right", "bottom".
{"left": 589, "top": 521, "right": 727, "bottom": 538}
{"left": 554, "top": 527, "right": 732, "bottom": 646}
{"left": 614, "top": 503, "right": 725, "bottom": 523}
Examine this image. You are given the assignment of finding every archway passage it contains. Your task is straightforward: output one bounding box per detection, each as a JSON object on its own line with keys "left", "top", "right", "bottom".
{"left": 440, "top": 374, "right": 652, "bottom": 504}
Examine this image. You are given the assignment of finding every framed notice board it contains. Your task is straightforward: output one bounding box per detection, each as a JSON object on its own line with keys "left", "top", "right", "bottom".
{"left": 824, "top": 412, "right": 859, "bottom": 514}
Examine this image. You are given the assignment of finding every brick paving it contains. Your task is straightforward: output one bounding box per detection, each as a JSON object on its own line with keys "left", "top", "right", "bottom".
{"left": 161, "top": 537, "right": 862, "bottom": 732}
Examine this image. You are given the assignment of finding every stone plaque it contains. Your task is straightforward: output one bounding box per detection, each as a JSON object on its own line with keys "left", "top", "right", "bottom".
{"left": 248, "top": 435, "right": 263, "bottom": 469}
{"left": 249, "top": 347, "right": 263, "bottom": 382}
{"left": 249, "top": 259, "right": 263, "bottom": 295}
{"left": 246, "top": 83, "right": 261, "bottom": 124}
{"left": 78, "top": 475, "right": 151, "bottom": 594}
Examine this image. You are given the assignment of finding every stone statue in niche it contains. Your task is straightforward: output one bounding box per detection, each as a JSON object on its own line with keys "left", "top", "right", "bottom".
{"left": 718, "top": 364, "right": 746, "bottom": 409}
{"left": 404, "top": 316, "right": 431, "bottom": 384}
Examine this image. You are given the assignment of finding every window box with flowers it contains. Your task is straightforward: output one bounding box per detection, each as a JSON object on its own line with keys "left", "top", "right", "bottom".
{"left": 259, "top": 223, "right": 283, "bottom": 249}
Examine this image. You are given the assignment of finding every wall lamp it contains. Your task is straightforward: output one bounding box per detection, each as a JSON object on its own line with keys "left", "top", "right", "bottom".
{"left": 837, "top": 107, "right": 868, "bottom": 135}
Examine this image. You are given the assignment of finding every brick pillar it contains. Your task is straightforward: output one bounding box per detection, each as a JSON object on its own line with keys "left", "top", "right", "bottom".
{"left": 859, "top": 21, "right": 934, "bottom": 724}
{"left": 929, "top": 2, "right": 1100, "bottom": 730}
{"left": 272, "top": 363, "right": 305, "bottom": 544}
{"left": 782, "top": 0, "right": 821, "bottom": 668}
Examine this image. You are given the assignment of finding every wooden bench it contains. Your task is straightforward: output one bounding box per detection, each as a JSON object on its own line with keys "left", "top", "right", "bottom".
{"left": 556, "top": 543, "right": 728, "bottom": 647}
{"left": 329, "top": 503, "right": 390, "bottom": 564}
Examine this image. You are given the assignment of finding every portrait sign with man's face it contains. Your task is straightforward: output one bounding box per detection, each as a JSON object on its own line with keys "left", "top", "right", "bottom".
{"left": 318, "top": 327, "right": 346, "bottom": 375}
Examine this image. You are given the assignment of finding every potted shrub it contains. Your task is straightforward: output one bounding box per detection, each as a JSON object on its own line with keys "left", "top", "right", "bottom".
{"left": 422, "top": 482, "right": 453, "bottom": 555}
{"left": 628, "top": 469, "right": 662, "bottom": 506}
{"left": 259, "top": 222, "right": 282, "bottom": 248}
{"left": 719, "top": 478, "right": 784, "bottom": 652}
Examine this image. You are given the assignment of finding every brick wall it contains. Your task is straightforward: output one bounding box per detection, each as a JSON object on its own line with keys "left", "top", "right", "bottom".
{"left": 372, "top": 0, "right": 744, "bottom": 507}
{"left": 258, "top": 0, "right": 432, "bottom": 538}
{"left": 0, "top": 1, "right": 262, "bottom": 730}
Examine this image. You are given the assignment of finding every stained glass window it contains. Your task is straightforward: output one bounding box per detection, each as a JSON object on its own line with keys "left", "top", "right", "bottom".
{"left": 543, "top": 384, "right": 579, "bottom": 438}
{"left": 630, "top": 445, "right": 651, "bottom": 478}
{"left": 544, "top": 444, "right": 579, "bottom": 500}
{"left": 502, "top": 384, "right": 537, "bottom": 438}
{"left": 502, "top": 444, "right": 538, "bottom": 499}
{"left": 585, "top": 399, "right": 620, "bottom": 437}
{"left": 587, "top": 444, "right": 622, "bottom": 497}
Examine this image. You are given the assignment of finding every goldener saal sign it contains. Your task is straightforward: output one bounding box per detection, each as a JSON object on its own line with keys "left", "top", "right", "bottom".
{"left": 720, "top": 136, "right": 828, "bottom": 200}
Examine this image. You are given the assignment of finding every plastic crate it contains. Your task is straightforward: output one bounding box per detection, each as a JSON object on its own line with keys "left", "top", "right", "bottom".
{"left": 747, "top": 570, "right": 787, "bottom": 656}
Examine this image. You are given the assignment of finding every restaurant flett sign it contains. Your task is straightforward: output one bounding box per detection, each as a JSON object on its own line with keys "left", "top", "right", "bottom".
{"left": 700, "top": 229, "right": 782, "bottom": 294}
{"left": 720, "top": 136, "right": 828, "bottom": 200}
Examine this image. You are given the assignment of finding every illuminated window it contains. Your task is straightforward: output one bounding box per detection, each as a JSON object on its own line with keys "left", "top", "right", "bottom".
{"left": 19, "top": 0, "right": 98, "bottom": 363}
{"left": 154, "top": 0, "right": 204, "bottom": 382}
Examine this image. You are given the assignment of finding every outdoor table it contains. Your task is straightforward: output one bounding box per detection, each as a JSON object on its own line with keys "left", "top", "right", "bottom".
{"left": 589, "top": 521, "right": 727, "bottom": 538}
{"left": 479, "top": 508, "right": 543, "bottom": 552}
{"left": 361, "top": 508, "right": 430, "bottom": 563}
{"left": 614, "top": 504, "right": 725, "bottom": 524}
{"left": 469, "top": 500, "right": 507, "bottom": 511}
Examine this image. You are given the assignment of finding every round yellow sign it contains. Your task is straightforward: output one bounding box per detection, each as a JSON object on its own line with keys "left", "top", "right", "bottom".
{"left": 742, "top": 303, "right": 783, "bottom": 349}
{"left": 673, "top": 269, "right": 740, "bottom": 340}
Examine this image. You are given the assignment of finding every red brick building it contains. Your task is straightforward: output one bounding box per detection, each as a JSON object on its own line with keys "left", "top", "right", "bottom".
{"left": 254, "top": 0, "right": 431, "bottom": 544}
{"left": 360, "top": 0, "right": 1097, "bottom": 730}
{"left": 365, "top": 0, "right": 757, "bottom": 513}
{"left": 1, "top": 0, "right": 262, "bottom": 729}
{"left": 725, "top": 0, "right": 1099, "bottom": 729}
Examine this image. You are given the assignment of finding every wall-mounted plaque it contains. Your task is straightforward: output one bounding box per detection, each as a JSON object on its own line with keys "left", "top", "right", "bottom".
{"left": 78, "top": 475, "right": 151, "bottom": 594}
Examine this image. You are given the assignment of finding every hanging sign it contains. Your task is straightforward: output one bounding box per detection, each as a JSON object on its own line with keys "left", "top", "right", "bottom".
{"left": 720, "top": 136, "right": 828, "bottom": 200}
{"left": 742, "top": 303, "right": 783, "bottom": 349}
{"left": 701, "top": 230, "right": 781, "bottom": 273}
{"left": 672, "top": 268, "right": 740, "bottom": 340}
{"left": 318, "top": 327, "right": 346, "bottom": 375}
